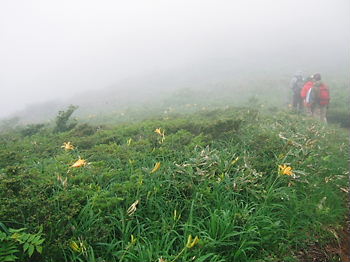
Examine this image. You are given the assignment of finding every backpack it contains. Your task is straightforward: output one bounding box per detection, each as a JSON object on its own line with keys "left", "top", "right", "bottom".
{"left": 292, "top": 77, "right": 304, "bottom": 95}
{"left": 308, "top": 82, "right": 330, "bottom": 106}
{"left": 318, "top": 84, "right": 330, "bottom": 105}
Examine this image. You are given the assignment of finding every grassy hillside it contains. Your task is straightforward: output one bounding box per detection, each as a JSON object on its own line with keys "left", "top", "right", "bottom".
{"left": 2, "top": 71, "right": 349, "bottom": 128}
{"left": 0, "top": 107, "right": 348, "bottom": 262}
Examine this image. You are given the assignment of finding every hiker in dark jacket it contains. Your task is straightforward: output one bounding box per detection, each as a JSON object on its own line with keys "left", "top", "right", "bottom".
{"left": 289, "top": 71, "right": 304, "bottom": 112}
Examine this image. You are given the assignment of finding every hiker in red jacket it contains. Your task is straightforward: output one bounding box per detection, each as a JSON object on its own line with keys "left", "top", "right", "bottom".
{"left": 300, "top": 75, "right": 314, "bottom": 115}
{"left": 308, "top": 73, "right": 330, "bottom": 123}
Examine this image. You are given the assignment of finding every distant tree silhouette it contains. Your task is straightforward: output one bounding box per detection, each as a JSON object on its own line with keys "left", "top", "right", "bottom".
{"left": 53, "top": 105, "right": 78, "bottom": 133}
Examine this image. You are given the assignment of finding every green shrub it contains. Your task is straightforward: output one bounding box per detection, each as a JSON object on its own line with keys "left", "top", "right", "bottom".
{"left": 0, "top": 223, "right": 44, "bottom": 262}
{"left": 20, "top": 124, "right": 45, "bottom": 137}
{"left": 53, "top": 105, "right": 78, "bottom": 133}
{"left": 70, "top": 123, "right": 99, "bottom": 137}
{"left": 327, "top": 109, "right": 350, "bottom": 127}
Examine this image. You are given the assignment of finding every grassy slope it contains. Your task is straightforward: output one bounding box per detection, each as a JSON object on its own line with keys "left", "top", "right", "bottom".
{"left": 2, "top": 71, "right": 348, "bottom": 129}
{"left": 0, "top": 107, "right": 348, "bottom": 262}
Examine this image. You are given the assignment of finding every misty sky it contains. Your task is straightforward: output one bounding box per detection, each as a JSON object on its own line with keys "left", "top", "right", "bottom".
{"left": 0, "top": 0, "right": 349, "bottom": 118}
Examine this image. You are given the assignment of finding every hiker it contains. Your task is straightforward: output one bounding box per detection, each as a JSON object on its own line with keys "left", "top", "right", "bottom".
{"left": 300, "top": 75, "right": 314, "bottom": 115}
{"left": 289, "top": 71, "right": 304, "bottom": 112}
{"left": 308, "top": 73, "right": 330, "bottom": 123}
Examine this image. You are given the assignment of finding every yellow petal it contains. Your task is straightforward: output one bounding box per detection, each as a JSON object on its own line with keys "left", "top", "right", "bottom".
{"left": 154, "top": 128, "right": 161, "bottom": 135}
{"left": 190, "top": 236, "right": 199, "bottom": 248}
{"left": 70, "top": 158, "right": 87, "bottom": 168}
{"left": 130, "top": 234, "right": 137, "bottom": 245}
{"left": 127, "top": 200, "right": 139, "bottom": 216}
{"left": 154, "top": 128, "right": 165, "bottom": 136}
{"left": 186, "top": 235, "right": 199, "bottom": 248}
{"left": 70, "top": 241, "right": 80, "bottom": 252}
{"left": 62, "top": 142, "right": 74, "bottom": 150}
{"left": 231, "top": 157, "right": 239, "bottom": 165}
{"left": 278, "top": 164, "right": 294, "bottom": 176}
{"left": 186, "top": 235, "right": 193, "bottom": 248}
{"left": 151, "top": 162, "right": 161, "bottom": 173}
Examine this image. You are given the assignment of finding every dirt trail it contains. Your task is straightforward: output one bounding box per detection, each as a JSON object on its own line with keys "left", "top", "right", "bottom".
{"left": 297, "top": 221, "right": 350, "bottom": 262}
{"left": 338, "top": 221, "right": 350, "bottom": 262}
{"left": 299, "top": 201, "right": 350, "bottom": 262}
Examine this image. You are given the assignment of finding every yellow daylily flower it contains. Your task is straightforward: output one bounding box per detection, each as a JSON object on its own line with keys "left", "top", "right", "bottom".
{"left": 130, "top": 234, "right": 137, "bottom": 245}
{"left": 127, "top": 138, "right": 132, "bottom": 146}
{"left": 70, "top": 239, "right": 87, "bottom": 254}
{"left": 231, "top": 157, "right": 239, "bottom": 165}
{"left": 173, "top": 209, "right": 181, "bottom": 221}
{"left": 154, "top": 128, "right": 165, "bottom": 143}
{"left": 151, "top": 162, "right": 161, "bottom": 173}
{"left": 61, "top": 142, "right": 74, "bottom": 150}
{"left": 186, "top": 235, "right": 199, "bottom": 249}
{"left": 70, "top": 241, "right": 80, "bottom": 252}
{"left": 127, "top": 200, "right": 139, "bottom": 216}
{"left": 70, "top": 158, "right": 87, "bottom": 168}
{"left": 154, "top": 128, "right": 164, "bottom": 136}
{"left": 278, "top": 164, "right": 294, "bottom": 176}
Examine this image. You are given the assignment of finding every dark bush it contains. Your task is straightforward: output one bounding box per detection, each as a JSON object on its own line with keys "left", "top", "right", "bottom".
{"left": 53, "top": 105, "right": 78, "bottom": 133}
{"left": 328, "top": 109, "right": 350, "bottom": 127}
{"left": 70, "top": 123, "right": 99, "bottom": 137}
{"left": 20, "top": 123, "right": 45, "bottom": 137}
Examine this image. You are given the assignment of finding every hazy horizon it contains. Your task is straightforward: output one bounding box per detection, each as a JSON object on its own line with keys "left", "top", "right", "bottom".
{"left": 1, "top": 0, "right": 349, "bottom": 119}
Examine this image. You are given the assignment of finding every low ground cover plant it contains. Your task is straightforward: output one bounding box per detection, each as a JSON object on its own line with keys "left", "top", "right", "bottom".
{"left": 0, "top": 107, "right": 348, "bottom": 262}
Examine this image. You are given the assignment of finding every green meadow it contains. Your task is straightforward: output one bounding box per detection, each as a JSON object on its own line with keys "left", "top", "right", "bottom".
{"left": 0, "top": 76, "right": 349, "bottom": 262}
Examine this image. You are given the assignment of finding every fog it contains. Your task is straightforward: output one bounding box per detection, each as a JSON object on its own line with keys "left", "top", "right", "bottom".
{"left": 0, "top": 0, "right": 349, "bottom": 119}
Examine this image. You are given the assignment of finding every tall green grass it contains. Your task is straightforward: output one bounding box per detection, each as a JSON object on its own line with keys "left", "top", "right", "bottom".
{"left": 0, "top": 107, "right": 348, "bottom": 262}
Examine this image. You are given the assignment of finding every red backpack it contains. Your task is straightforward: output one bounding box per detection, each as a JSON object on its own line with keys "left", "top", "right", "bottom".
{"left": 313, "top": 83, "right": 330, "bottom": 105}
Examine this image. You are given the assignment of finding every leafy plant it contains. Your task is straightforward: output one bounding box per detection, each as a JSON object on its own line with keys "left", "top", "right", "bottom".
{"left": 20, "top": 124, "right": 45, "bottom": 137}
{"left": 53, "top": 105, "right": 78, "bottom": 133}
{"left": 0, "top": 223, "right": 44, "bottom": 262}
